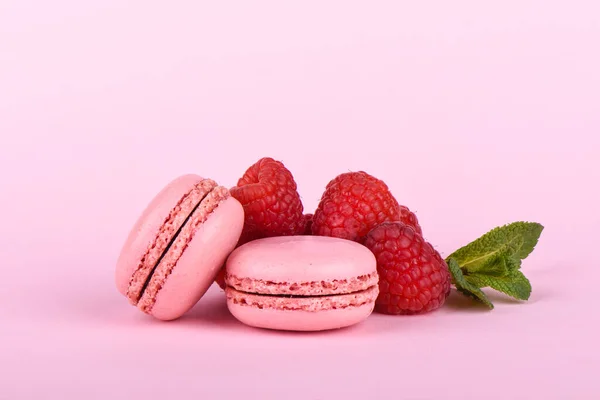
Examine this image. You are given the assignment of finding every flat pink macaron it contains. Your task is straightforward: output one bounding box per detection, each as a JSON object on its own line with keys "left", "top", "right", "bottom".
{"left": 224, "top": 235, "right": 379, "bottom": 331}
{"left": 115, "top": 174, "right": 244, "bottom": 321}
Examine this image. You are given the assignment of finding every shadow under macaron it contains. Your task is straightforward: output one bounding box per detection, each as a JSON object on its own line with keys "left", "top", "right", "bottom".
{"left": 176, "top": 288, "right": 241, "bottom": 329}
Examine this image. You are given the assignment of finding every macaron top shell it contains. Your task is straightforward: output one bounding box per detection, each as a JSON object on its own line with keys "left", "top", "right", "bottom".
{"left": 225, "top": 235, "right": 378, "bottom": 296}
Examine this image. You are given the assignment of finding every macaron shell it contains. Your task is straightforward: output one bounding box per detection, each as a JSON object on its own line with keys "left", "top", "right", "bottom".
{"left": 115, "top": 174, "right": 204, "bottom": 297}
{"left": 225, "top": 235, "right": 377, "bottom": 287}
{"left": 227, "top": 300, "right": 376, "bottom": 331}
{"left": 149, "top": 196, "right": 244, "bottom": 320}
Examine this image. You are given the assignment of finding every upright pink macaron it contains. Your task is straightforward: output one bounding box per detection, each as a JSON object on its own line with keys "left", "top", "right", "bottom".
{"left": 224, "top": 235, "right": 379, "bottom": 331}
{"left": 115, "top": 174, "right": 244, "bottom": 321}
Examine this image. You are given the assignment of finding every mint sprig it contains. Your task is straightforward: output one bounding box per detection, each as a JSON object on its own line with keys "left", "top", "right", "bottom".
{"left": 446, "top": 222, "right": 543, "bottom": 308}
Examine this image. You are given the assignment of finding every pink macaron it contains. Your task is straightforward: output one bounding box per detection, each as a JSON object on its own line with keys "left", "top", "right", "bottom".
{"left": 224, "top": 235, "right": 379, "bottom": 331}
{"left": 115, "top": 174, "right": 244, "bottom": 321}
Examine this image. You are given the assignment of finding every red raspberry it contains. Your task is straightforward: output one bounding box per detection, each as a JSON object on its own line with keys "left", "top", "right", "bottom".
{"left": 230, "top": 157, "right": 305, "bottom": 241}
{"left": 312, "top": 171, "right": 421, "bottom": 242}
{"left": 364, "top": 221, "right": 451, "bottom": 315}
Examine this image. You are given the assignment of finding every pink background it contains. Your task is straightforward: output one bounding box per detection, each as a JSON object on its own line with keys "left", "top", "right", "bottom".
{"left": 1, "top": 1, "right": 599, "bottom": 399}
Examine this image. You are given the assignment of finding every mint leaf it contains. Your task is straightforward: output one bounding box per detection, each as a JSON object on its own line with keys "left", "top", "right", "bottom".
{"left": 444, "top": 222, "right": 542, "bottom": 309}
{"left": 447, "top": 222, "right": 543, "bottom": 274}
{"left": 469, "top": 246, "right": 515, "bottom": 276}
{"left": 468, "top": 247, "right": 523, "bottom": 277}
{"left": 447, "top": 258, "right": 494, "bottom": 309}
{"left": 466, "top": 270, "right": 532, "bottom": 301}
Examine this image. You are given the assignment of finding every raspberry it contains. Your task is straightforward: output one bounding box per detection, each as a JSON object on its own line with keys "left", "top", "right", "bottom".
{"left": 230, "top": 157, "right": 305, "bottom": 241}
{"left": 312, "top": 171, "right": 421, "bottom": 242}
{"left": 364, "top": 221, "right": 451, "bottom": 315}
{"left": 302, "top": 214, "right": 313, "bottom": 235}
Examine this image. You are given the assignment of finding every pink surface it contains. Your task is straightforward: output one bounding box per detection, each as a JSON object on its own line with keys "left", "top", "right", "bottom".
{"left": 1, "top": 1, "right": 599, "bottom": 399}
{"left": 225, "top": 235, "right": 377, "bottom": 293}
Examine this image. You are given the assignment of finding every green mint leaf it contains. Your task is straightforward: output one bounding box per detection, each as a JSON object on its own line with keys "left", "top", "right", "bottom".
{"left": 468, "top": 247, "right": 523, "bottom": 277}
{"left": 469, "top": 246, "right": 515, "bottom": 276}
{"left": 447, "top": 258, "right": 494, "bottom": 309}
{"left": 447, "top": 222, "right": 543, "bottom": 274}
{"left": 466, "top": 270, "right": 532, "bottom": 301}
